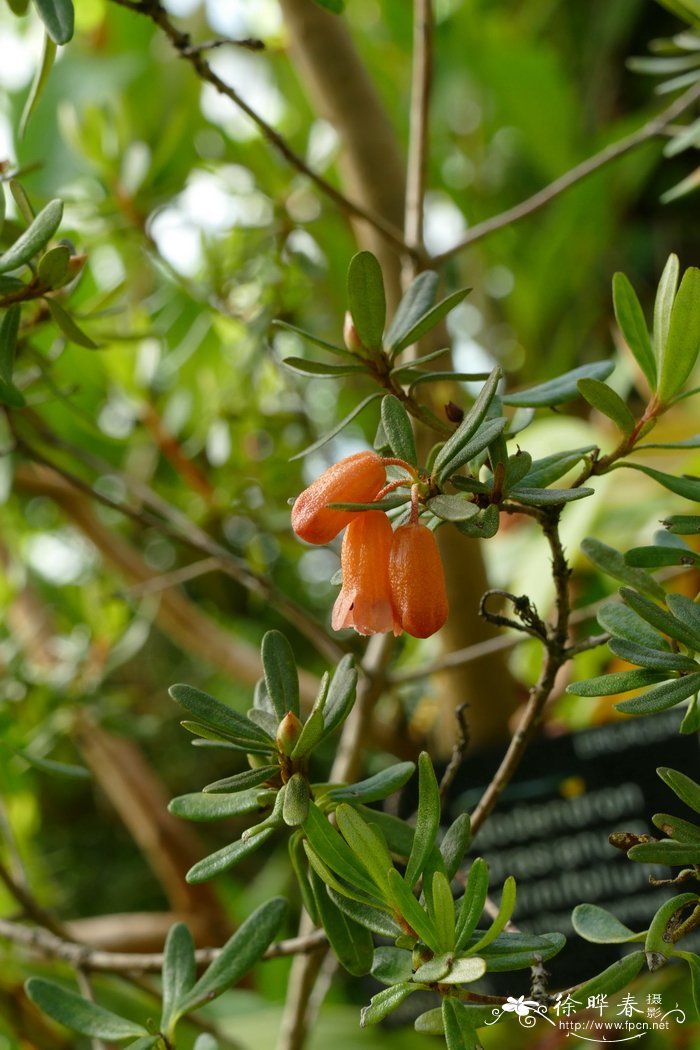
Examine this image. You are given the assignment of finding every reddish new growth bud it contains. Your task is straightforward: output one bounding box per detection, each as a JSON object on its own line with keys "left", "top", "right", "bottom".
{"left": 343, "top": 311, "right": 363, "bottom": 353}
{"left": 291, "top": 451, "right": 386, "bottom": 544}
{"left": 276, "top": 710, "right": 303, "bottom": 757}
{"left": 332, "top": 511, "right": 401, "bottom": 636}
{"left": 389, "top": 522, "right": 449, "bottom": 639}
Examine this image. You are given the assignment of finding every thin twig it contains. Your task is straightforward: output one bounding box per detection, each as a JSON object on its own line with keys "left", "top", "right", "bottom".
{"left": 180, "top": 37, "right": 266, "bottom": 54}
{"left": 432, "top": 80, "right": 700, "bottom": 264}
{"left": 121, "top": 557, "right": 221, "bottom": 598}
{"left": 438, "top": 703, "right": 470, "bottom": 804}
{"left": 106, "top": 0, "right": 413, "bottom": 261}
{"left": 404, "top": 0, "right": 433, "bottom": 251}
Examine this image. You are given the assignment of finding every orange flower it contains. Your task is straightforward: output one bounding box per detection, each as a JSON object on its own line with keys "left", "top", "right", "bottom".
{"left": 332, "top": 511, "right": 401, "bottom": 636}
{"left": 389, "top": 522, "right": 448, "bottom": 638}
{"left": 291, "top": 451, "right": 386, "bottom": 544}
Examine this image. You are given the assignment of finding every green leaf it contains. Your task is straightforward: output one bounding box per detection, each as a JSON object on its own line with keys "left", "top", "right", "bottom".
{"left": 637, "top": 434, "right": 700, "bottom": 449}
{"left": 25, "top": 979, "right": 147, "bottom": 1040}
{"left": 645, "top": 892, "right": 700, "bottom": 964}
{"left": 169, "top": 684, "right": 273, "bottom": 747}
{"left": 455, "top": 503, "right": 500, "bottom": 539}
{"left": 653, "top": 811, "right": 700, "bottom": 842}
{"left": 270, "top": 319, "right": 356, "bottom": 360}
{"left": 412, "top": 952, "right": 451, "bottom": 982}
{"left": 655, "top": 254, "right": 680, "bottom": 366}
{"left": 290, "top": 393, "right": 383, "bottom": 460}
{"left": 303, "top": 802, "right": 381, "bottom": 899}
{"left": 390, "top": 286, "right": 471, "bottom": 354}
{"left": 432, "top": 367, "right": 502, "bottom": 481}
{"left": 0, "top": 198, "right": 63, "bottom": 273}
{"left": 347, "top": 251, "right": 386, "bottom": 351}
{"left": 508, "top": 485, "right": 594, "bottom": 507}
{"left": 371, "top": 946, "right": 414, "bottom": 985}
{"left": 572, "top": 904, "right": 642, "bottom": 944}
{"left": 261, "top": 630, "right": 299, "bottom": 719}
{"left": 442, "top": 998, "right": 482, "bottom": 1050}
{"left": 575, "top": 952, "right": 646, "bottom": 1003}
{"left": 321, "top": 654, "right": 357, "bottom": 737}
{"left": 439, "top": 956, "right": 487, "bottom": 984}
{"left": 311, "top": 0, "right": 345, "bottom": 12}
{"left": 390, "top": 345, "right": 452, "bottom": 377}
{"left": 439, "top": 813, "right": 471, "bottom": 880}
{"left": 291, "top": 674, "right": 329, "bottom": 759}
{"left": 657, "top": 766, "right": 700, "bottom": 814}
{"left": 336, "top": 804, "right": 393, "bottom": 896}
{"left": 127, "top": 1038, "right": 160, "bottom": 1050}
{"left": 567, "top": 668, "right": 669, "bottom": 697}
{"left": 608, "top": 638, "right": 699, "bottom": 672}
{"left": 436, "top": 417, "right": 508, "bottom": 485}
{"left": 385, "top": 270, "right": 439, "bottom": 350}
{"left": 628, "top": 838, "right": 700, "bottom": 864}
{"left": 429, "top": 870, "right": 456, "bottom": 953}
{"left": 617, "top": 461, "right": 700, "bottom": 502}
{"left": 356, "top": 805, "right": 415, "bottom": 857}
{"left": 380, "top": 395, "right": 417, "bottom": 466}
{"left": 581, "top": 537, "right": 665, "bottom": 600}
{"left": 428, "top": 495, "right": 479, "bottom": 522}
{"left": 455, "top": 857, "right": 489, "bottom": 951}
{"left": 677, "top": 951, "right": 700, "bottom": 1018}
{"left": 597, "top": 600, "right": 670, "bottom": 650}
{"left": 203, "top": 765, "right": 278, "bottom": 794}
{"left": 663, "top": 515, "right": 700, "bottom": 534}
{"left": 37, "top": 244, "right": 71, "bottom": 288}
{"left": 175, "top": 898, "right": 287, "bottom": 1017}
{"left": 169, "top": 789, "right": 268, "bottom": 821}
{"left": 310, "top": 870, "right": 374, "bottom": 975}
{"left": 327, "top": 494, "right": 409, "bottom": 512}
{"left": 578, "top": 377, "right": 636, "bottom": 433}
{"left": 282, "top": 357, "right": 366, "bottom": 377}
{"left": 501, "top": 361, "right": 614, "bottom": 407}
{"left": 612, "top": 272, "right": 656, "bottom": 389}
{"left": 181, "top": 721, "right": 272, "bottom": 755}
{"left": 620, "top": 586, "right": 700, "bottom": 651}
{"left": 387, "top": 867, "right": 439, "bottom": 951}
{"left": 325, "top": 761, "right": 415, "bottom": 804}
{"left": 658, "top": 266, "right": 700, "bottom": 402}
{"left": 501, "top": 450, "right": 533, "bottom": 490}
{"left": 469, "top": 876, "right": 516, "bottom": 954}
{"left": 161, "top": 923, "right": 196, "bottom": 1034}
{"left": 32, "top": 0, "right": 74, "bottom": 43}
{"left": 404, "top": 752, "right": 441, "bottom": 888}
{"left": 615, "top": 673, "right": 700, "bottom": 714}
{"left": 360, "top": 983, "right": 417, "bottom": 1027}
{"left": 327, "top": 888, "right": 401, "bottom": 937}
{"left": 289, "top": 830, "right": 318, "bottom": 923}
{"left": 45, "top": 298, "right": 99, "bottom": 349}
{"left": 2, "top": 741, "right": 91, "bottom": 780}
{"left": 625, "top": 544, "right": 700, "bottom": 568}
{"left": 282, "top": 773, "right": 310, "bottom": 826}
{"left": 474, "top": 930, "right": 565, "bottom": 969}
{"left": 186, "top": 828, "right": 274, "bottom": 883}
{"left": 20, "top": 32, "right": 57, "bottom": 137}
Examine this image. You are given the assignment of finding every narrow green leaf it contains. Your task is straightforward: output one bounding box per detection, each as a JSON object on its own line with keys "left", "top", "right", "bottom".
{"left": 25, "top": 979, "right": 147, "bottom": 1039}
{"left": 37, "top": 244, "right": 70, "bottom": 288}
{"left": 10, "top": 181, "right": 34, "bottom": 224}
{"left": 386, "top": 867, "right": 439, "bottom": 951}
{"left": 612, "top": 272, "right": 656, "bottom": 389}
{"left": 5, "top": 743, "right": 91, "bottom": 779}
{"left": 474, "top": 930, "right": 565, "bottom": 969}
{"left": 413, "top": 952, "right": 451, "bottom": 982}
{"left": 439, "top": 956, "right": 487, "bottom": 984}
{"left": 435, "top": 417, "right": 508, "bottom": 484}
{"left": 455, "top": 857, "right": 489, "bottom": 951}
{"left": 176, "top": 898, "right": 287, "bottom": 1017}
{"left": 181, "top": 721, "right": 272, "bottom": 755}
{"left": 391, "top": 286, "right": 471, "bottom": 354}
{"left": 661, "top": 167, "right": 700, "bottom": 205}
{"left": 628, "top": 839, "right": 700, "bottom": 864}
{"left": 385, "top": 270, "right": 439, "bottom": 350}
{"left": 439, "top": 813, "right": 471, "bottom": 880}
{"left": 336, "top": 804, "right": 393, "bottom": 895}
{"left": 653, "top": 811, "right": 700, "bottom": 842}
{"left": 310, "top": 871, "right": 374, "bottom": 975}
{"left": 127, "top": 1038, "right": 160, "bottom": 1050}
{"left": 390, "top": 344, "right": 451, "bottom": 375}
{"left": 185, "top": 828, "right": 274, "bottom": 883}
{"left": 321, "top": 654, "right": 357, "bottom": 737}
{"left": 655, "top": 254, "right": 680, "bottom": 366}
{"left": 657, "top": 766, "right": 700, "bottom": 814}
{"left": 620, "top": 586, "right": 700, "bottom": 651}
{"left": 304, "top": 842, "right": 380, "bottom": 907}
{"left": 581, "top": 537, "right": 665, "bottom": 600}
{"left": 32, "top": 0, "right": 74, "bottom": 43}
{"left": 290, "top": 393, "right": 382, "bottom": 460}
{"left": 578, "top": 377, "right": 636, "bottom": 433}
{"left": 658, "top": 266, "right": 700, "bottom": 402}
{"left": 381, "top": 395, "right": 417, "bottom": 466}
{"left": 428, "top": 495, "right": 479, "bottom": 522}
{"left": 327, "top": 887, "right": 401, "bottom": 936}
{"left": 469, "top": 876, "right": 516, "bottom": 954}
{"left": 638, "top": 434, "right": 700, "bottom": 449}
{"left": 597, "top": 601, "right": 670, "bottom": 650}
{"left": 575, "top": 952, "right": 646, "bottom": 1002}
{"left": 0, "top": 198, "right": 63, "bottom": 273}
{"left": 501, "top": 361, "right": 614, "bottom": 407}
{"left": 663, "top": 514, "right": 700, "bottom": 534}
{"left": 161, "top": 923, "right": 196, "bottom": 1033}
{"left": 566, "top": 668, "right": 669, "bottom": 697}
{"left": 442, "top": 998, "right": 482, "bottom": 1050}
{"left": 360, "top": 983, "right": 416, "bottom": 1027}
{"left": 291, "top": 674, "right": 329, "bottom": 758}
{"left": 432, "top": 367, "right": 502, "bottom": 480}
{"left": 455, "top": 503, "right": 500, "bottom": 539}
{"left": 282, "top": 357, "right": 366, "bottom": 377}
{"left": 261, "top": 630, "right": 299, "bottom": 719}
{"left": 645, "top": 892, "right": 700, "bottom": 963}
{"left": 282, "top": 773, "right": 310, "bottom": 827}
{"left": 625, "top": 545, "right": 700, "bottom": 568}
{"left": 327, "top": 494, "right": 409, "bottom": 512}
{"left": 404, "top": 752, "right": 441, "bottom": 888}
{"left": 270, "top": 319, "right": 356, "bottom": 360}
{"left": 20, "top": 32, "right": 57, "bottom": 137}
{"left": 614, "top": 673, "right": 700, "bottom": 714}
{"left": 169, "top": 789, "right": 268, "bottom": 821}
{"left": 508, "top": 485, "right": 594, "bottom": 507}
{"left": 414, "top": 1008, "right": 445, "bottom": 1035}
{"left": 677, "top": 951, "right": 700, "bottom": 1018}
{"left": 347, "top": 251, "right": 386, "bottom": 351}
{"left": 356, "top": 805, "right": 414, "bottom": 857}
{"left": 325, "top": 761, "right": 415, "bottom": 804}
{"left": 203, "top": 765, "right": 278, "bottom": 794}
{"left": 429, "top": 870, "right": 456, "bottom": 953}
{"left": 169, "top": 684, "right": 273, "bottom": 746}
{"left": 618, "top": 461, "right": 700, "bottom": 502}
{"left": 572, "top": 904, "right": 642, "bottom": 943}
{"left": 45, "top": 298, "right": 99, "bottom": 349}
{"left": 608, "top": 638, "right": 699, "bottom": 672}
{"left": 303, "top": 802, "right": 381, "bottom": 899}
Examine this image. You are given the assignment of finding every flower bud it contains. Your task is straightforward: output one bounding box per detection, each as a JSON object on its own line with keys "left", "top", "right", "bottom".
{"left": 276, "top": 710, "right": 304, "bottom": 757}
{"left": 343, "top": 311, "right": 364, "bottom": 353}
{"left": 291, "top": 451, "right": 386, "bottom": 545}
{"left": 389, "top": 522, "right": 449, "bottom": 638}
{"left": 332, "top": 511, "right": 401, "bottom": 636}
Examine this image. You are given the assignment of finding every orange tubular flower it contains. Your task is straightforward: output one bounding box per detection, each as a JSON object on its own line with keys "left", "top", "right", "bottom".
{"left": 389, "top": 522, "right": 449, "bottom": 639}
{"left": 291, "top": 451, "right": 386, "bottom": 545}
{"left": 332, "top": 511, "right": 402, "bottom": 636}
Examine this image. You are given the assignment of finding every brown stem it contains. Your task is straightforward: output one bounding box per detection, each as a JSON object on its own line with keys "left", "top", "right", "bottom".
{"left": 404, "top": 0, "right": 433, "bottom": 251}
